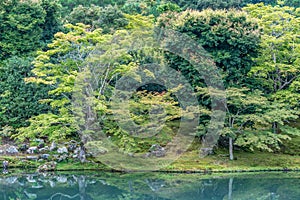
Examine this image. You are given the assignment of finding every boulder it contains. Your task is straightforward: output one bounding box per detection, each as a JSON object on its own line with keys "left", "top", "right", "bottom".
{"left": 149, "top": 144, "right": 166, "bottom": 157}
{"left": 26, "top": 156, "right": 39, "bottom": 161}
{"left": 38, "top": 146, "right": 49, "bottom": 153}
{"left": 37, "top": 161, "right": 57, "bottom": 172}
{"left": 6, "top": 146, "right": 19, "bottom": 154}
{"left": 40, "top": 154, "right": 50, "bottom": 160}
{"left": 27, "top": 147, "right": 38, "bottom": 154}
{"left": 57, "top": 147, "right": 68, "bottom": 154}
{"left": 19, "top": 144, "right": 29, "bottom": 152}
{"left": 199, "top": 147, "right": 214, "bottom": 157}
{"left": 68, "top": 142, "right": 77, "bottom": 151}
{"left": 57, "top": 154, "right": 68, "bottom": 162}
{"left": 3, "top": 161, "right": 8, "bottom": 172}
{"left": 37, "top": 143, "right": 45, "bottom": 149}
{"left": 50, "top": 142, "right": 57, "bottom": 151}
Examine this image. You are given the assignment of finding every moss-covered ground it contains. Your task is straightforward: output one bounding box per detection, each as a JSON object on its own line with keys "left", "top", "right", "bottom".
{"left": 2, "top": 148, "right": 300, "bottom": 173}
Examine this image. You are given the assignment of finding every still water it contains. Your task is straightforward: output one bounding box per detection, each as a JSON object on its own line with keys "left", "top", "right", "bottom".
{"left": 1, "top": 171, "right": 299, "bottom": 200}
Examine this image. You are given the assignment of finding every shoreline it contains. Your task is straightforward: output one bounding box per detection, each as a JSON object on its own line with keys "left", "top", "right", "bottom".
{"left": 2, "top": 150, "right": 300, "bottom": 174}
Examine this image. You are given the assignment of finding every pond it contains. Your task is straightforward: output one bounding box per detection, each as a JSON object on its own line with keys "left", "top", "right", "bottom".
{"left": 1, "top": 171, "right": 299, "bottom": 199}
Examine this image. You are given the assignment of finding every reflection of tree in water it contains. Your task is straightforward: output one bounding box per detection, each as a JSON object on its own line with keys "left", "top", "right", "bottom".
{"left": 0, "top": 173, "right": 300, "bottom": 199}
{"left": 48, "top": 175, "right": 93, "bottom": 200}
{"left": 0, "top": 174, "right": 95, "bottom": 200}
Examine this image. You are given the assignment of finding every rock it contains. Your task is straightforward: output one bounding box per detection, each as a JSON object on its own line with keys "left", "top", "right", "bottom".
{"left": 39, "top": 146, "right": 49, "bottom": 153}
{"left": 38, "top": 159, "right": 44, "bottom": 162}
{"left": 149, "top": 144, "right": 166, "bottom": 157}
{"left": 50, "top": 142, "right": 57, "bottom": 151}
{"left": 58, "top": 154, "right": 68, "bottom": 162}
{"left": 68, "top": 142, "right": 77, "bottom": 151}
{"left": 26, "top": 156, "right": 39, "bottom": 161}
{"left": 3, "top": 161, "right": 8, "bottom": 173}
{"left": 0, "top": 150, "right": 4, "bottom": 154}
{"left": 19, "top": 144, "right": 29, "bottom": 152}
{"left": 74, "top": 147, "right": 80, "bottom": 154}
{"left": 37, "top": 143, "right": 45, "bottom": 149}
{"left": 37, "top": 161, "right": 57, "bottom": 172}
{"left": 6, "top": 146, "right": 18, "bottom": 154}
{"left": 128, "top": 153, "right": 134, "bottom": 157}
{"left": 40, "top": 154, "right": 50, "bottom": 160}
{"left": 57, "top": 147, "right": 68, "bottom": 154}
{"left": 27, "top": 147, "right": 38, "bottom": 154}
{"left": 200, "top": 147, "right": 214, "bottom": 157}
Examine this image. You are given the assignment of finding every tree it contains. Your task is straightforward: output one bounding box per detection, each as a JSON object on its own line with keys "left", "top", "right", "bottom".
{"left": 0, "top": 0, "right": 46, "bottom": 59}
{"left": 39, "top": 0, "right": 63, "bottom": 44}
{"left": 0, "top": 57, "right": 50, "bottom": 131}
{"left": 66, "top": 5, "right": 128, "bottom": 33}
{"left": 198, "top": 87, "right": 300, "bottom": 160}
{"left": 244, "top": 3, "right": 300, "bottom": 133}
{"left": 15, "top": 23, "right": 103, "bottom": 141}
{"left": 15, "top": 15, "right": 154, "bottom": 143}
{"left": 121, "top": 0, "right": 181, "bottom": 17}
{"left": 283, "top": 0, "right": 300, "bottom": 8}
{"left": 168, "top": 0, "right": 277, "bottom": 10}
{"left": 58, "top": 0, "right": 124, "bottom": 14}
{"left": 157, "top": 9, "right": 261, "bottom": 89}
{"left": 65, "top": 5, "right": 102, "bottom": 29}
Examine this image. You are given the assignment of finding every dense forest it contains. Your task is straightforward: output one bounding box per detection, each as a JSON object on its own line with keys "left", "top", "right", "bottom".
{"left": 0, "top": 0, "right": 299, "bottom": 168}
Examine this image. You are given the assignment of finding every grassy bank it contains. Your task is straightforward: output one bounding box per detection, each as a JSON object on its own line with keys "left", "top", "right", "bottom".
{"left": 168, "top": 150, "right": 300, "bottom": 172}
{"left": 2, "top": 149, "right": 300, "bottom": 173}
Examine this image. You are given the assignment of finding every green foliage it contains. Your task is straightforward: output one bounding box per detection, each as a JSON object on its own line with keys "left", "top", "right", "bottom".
{"left": 105, "top": 91, "right": 181, "bottom": 152}
{"left": 244, "top": 3, "right": 300, "bottom": 93}
{"left": 0, "top": 56, "right": 50, "bottom": 130}
{"left": 0, "top": 0, "right": 45, "bottom": 59}
{"left": 283, "top": 0, "right": 300, "bottom": 8}
{"left": 58, "top": 0, "right": 124, "bottom": 13}
{"left": 65, "top": 5, "right": 102, "bottom": 28}
{"left": 39, "top": 0, "right": 63, "bottom": 43}
{"left": 169, "top": 0, "right": 243, "bottom": 10}
{"left": 15, "top": 23, "right": 104, "bottom": 141}
{"left": 16, "top": 15, "right": 153, "bottom": 142}
{"left": 0, "top": 0, "right": 63, "bottom": 59}
{"left": 121, "top": 0, "right": 181, "bottom": 17}
{"left": 168, "top": 0, "right": 279, "bottom": 10}
{"left": 158, "top": 9, "right": 261, "bottom": 88}
{"left": 66, "top": 5, "right": 128, "bottom": 33}
{"left": 244, "top": 3, "right": 300, "bottom": 133}
{"left": 198, "top": 87, "right": 300, "bottom": 155}
{"left": 0, "top": 0, "right": 299, "bottom": 161}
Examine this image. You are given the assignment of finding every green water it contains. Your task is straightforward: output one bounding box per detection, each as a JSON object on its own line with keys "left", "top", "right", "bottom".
{"left": 1, "top": 172, "right": 299, "bottom": 199}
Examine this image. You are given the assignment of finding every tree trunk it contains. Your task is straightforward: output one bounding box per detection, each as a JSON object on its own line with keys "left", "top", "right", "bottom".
{"left": 272, "top": 122, "right": 278, "bottom": 134}
{"left": 229, "top": 137, "right": 234, "bottom": 160}
{"left": 79, "top": 145, "right": 86, "bottom": 163}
